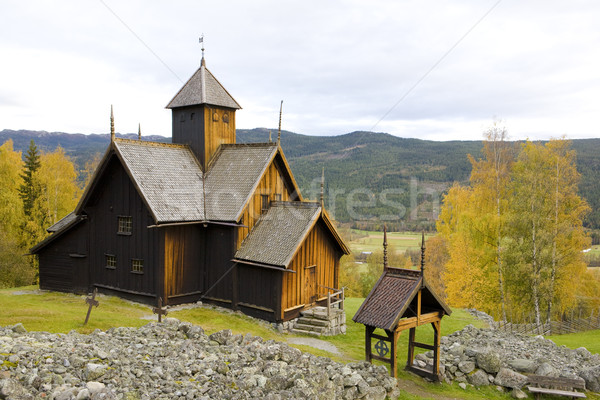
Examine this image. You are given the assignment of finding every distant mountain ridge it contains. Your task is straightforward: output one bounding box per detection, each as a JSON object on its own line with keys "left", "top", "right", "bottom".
{"left": 2, "top": 128, "right": 599, "bottom": 230}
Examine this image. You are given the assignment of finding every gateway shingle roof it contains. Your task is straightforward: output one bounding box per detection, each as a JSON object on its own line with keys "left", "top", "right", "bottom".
{"left": 353, "top": 268, "right": 452, "bottom": 331}
{"left": 166, "top": 63, "right": 241, "bottom": 110}
{"left": 234, "top": 202, "right": 321, "bottom": 267}
{"left": 353, "top": 269, "right": 421, "bottom": 330}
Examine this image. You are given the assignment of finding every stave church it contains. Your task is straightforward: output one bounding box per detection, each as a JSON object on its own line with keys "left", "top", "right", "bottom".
{"left": 31, "top": 53, "right": 350, "bottom": 323}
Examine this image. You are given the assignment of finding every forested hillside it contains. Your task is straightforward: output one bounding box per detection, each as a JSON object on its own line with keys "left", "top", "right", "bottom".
{"left": 2, "top": 129, "right": 599, "bottom": 230}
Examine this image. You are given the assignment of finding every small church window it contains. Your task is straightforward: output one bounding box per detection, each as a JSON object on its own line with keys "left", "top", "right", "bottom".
{"left": 131, "top": 259, "right": 144, "bottom": 274}
{"left": 222, "top": 113, "right": 229, "bottom": 123}
{"left": 275, "top": 194, "right": 282, "bottom": 202}
{"left": 261, "top": 194, "right": 270, "bottom": 214}
{"left": 190, "top": 112, "right": 195, "bottom": 120}
{"left": 118, "top": 216, "right": 132, "bottom": 235}
{"left": 212, "top": 111, "right": 219, "bottom": 122}
{"left": 105, "top": 254, "right": 116, "bottom": 269}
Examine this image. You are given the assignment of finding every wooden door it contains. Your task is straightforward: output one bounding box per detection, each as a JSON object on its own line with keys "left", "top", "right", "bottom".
{"left": 304, "top": 265, "right": 316, "bottom": 304}
{"left": 164, "top": 227, "right": 185, "bottom": 299}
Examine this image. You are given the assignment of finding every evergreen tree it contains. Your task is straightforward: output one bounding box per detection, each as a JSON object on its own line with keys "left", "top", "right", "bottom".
{"left": 18, "top": 139, "right": 41, "bottom": 216}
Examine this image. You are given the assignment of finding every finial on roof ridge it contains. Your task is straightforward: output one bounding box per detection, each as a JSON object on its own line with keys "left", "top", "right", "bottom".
{"left": 277, "top": 100, "right": 283, "bottom": 146}
{"left": 320, "top": 167, "right": 325, "bottom": 207}
{"left": 383, "top": 224, "right": 388, "bottom": 270}
{"left": 200, "top": 34, "right": 205, "bottom": 67}
{"left": 420, "top": 231, "right": 425, "bottom": 285}
{"left": 110, "top": 105, "right": 115, "bottom": 142}
{"left": 138, "top": 123, "right": 142, "bottom": 141}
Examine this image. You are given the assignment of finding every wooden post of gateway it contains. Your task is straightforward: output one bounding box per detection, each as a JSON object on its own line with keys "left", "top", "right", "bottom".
{"left": 352, "top": 231, "right": 451, "bottom": 381}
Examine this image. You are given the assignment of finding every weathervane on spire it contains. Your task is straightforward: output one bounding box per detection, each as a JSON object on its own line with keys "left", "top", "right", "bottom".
{"left": 200, "top": 34, "right": 205, "bottom": 66}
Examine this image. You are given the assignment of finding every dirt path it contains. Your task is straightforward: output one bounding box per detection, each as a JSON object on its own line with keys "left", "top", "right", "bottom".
{"left": 286, "top": 337, "right": 341, "bottom": 355}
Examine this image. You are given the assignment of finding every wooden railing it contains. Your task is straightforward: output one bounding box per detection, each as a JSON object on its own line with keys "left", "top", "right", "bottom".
{"left": 492, "top": 311, "right": 600, "bottom": 336}
{"left": 320, "top": 285, "right": 345, "bottom": 319}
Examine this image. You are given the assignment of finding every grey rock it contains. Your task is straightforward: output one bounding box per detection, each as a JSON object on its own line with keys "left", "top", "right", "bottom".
{"left": 449, "top": 343, "right": 465, "bottom": 356}
{"left": 476, "top": 350, "right": 501, "bottom": 374}
{"left": 11, "top": 323, "right": 27, "bottom": 334}
{"left": 511, "top": 388, "right": 528, "bottom": 399}
{"left": 86, "top": 381, "right": 105, "bottom": 395}
{"left": 458, "top": 382, "right": 467, "bottom": 390}
{"left": 458, "top": 361, "right": 475, "bottom": 374}
{"left": 507, "top": 359, "right": 538, "bottom": 373}
{"left": 76, "top": 388, "right": 90, "bottom": 400}
{"left": 535, "top": 362, "right": 559, "bottom": 377}
{"left": 576, "top": 347, "right": 592, "bottom": 359}
{"left": 579, "top": 365, "right": 600, "bottom": 392}
{"left": 208, "top": 329, "right": 232, "bottom": 345}
{"left": 494, "top": 368, "right": 528, "bottom": 389}
{"left": 84, "top": 363, "right": 108, "bottom": 381}
{"left": 0, "top": 378, "right": 34, "bottom": 399}
{"left": 467, "top": 369, "right": 489, "bottom": 386}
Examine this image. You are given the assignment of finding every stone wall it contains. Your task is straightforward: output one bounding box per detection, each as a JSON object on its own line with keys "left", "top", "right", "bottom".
{"left": 415, "top": 324, "right": 600, "bottom": 395}
{"left": 0, "top": 320, "right": 396, "bottom": 399}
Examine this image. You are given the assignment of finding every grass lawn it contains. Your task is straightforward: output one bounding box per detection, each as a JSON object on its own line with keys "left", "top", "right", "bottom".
{"left": 349, "top": 230, "right": 434, "bottom": 254}
{"left": 547, "top": 329, "right": 600, "bottom": 355}
{"left": 0, "top": 286, "right": 149, "bottom": 334}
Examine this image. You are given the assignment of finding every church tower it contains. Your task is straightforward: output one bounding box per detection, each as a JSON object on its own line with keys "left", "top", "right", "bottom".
{"left": 166, "top": 57, "right": 241, "bottom": 170}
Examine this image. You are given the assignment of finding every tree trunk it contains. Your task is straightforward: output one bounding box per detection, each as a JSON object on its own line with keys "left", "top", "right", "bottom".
{"left": 531, "top": 202, "right": 541, "bottom": 327}
{"left": 547, "top": 158, "right": 559, "bottom": 324}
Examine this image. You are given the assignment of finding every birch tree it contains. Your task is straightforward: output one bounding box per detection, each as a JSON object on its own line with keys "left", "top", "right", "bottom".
{"left": 468, "top": 124, "right": 514, "bottom": 321}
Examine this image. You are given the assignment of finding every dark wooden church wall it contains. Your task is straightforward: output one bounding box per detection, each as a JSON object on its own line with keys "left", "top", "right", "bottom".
{"left": 38, "top": 221, "right": 88, "bottom": 293}
{"left": 203, "top": 225, "right": 236, "bottom": 303}
{"left": 164, "top": 225, "right": 205, "bottom": 302}
{"left": 236, "top": 264, "right": 281, "bottom": 322}
{"left": 171, "top": 105, "right": 206, "bottom": 166}
{"left": 84, "top": 156, "right": 159, "bottom": 299}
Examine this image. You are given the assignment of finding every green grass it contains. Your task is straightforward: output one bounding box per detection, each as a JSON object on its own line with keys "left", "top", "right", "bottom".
{"left": 0, "top": 286, "right": 148, "bottom": 334}
{"left": 349, "top": 230, "right": 434, "bottom": 254}
{"left": 547, "top": 329, "right": 600, "bottom": 354}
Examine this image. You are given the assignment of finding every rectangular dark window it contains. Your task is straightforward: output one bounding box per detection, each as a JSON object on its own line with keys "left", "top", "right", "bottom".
{"left": 275, "top": 194, "right": 282, "bottom": 202}
{"left": 261, "top": 194, "right": 270, "bottom": 214}
{"left": 118, "top": 216, "right": 132, "bottom": 235}
{"left": 131, "top": 259, "right": 144, "bottom": 274}
{"left": 105, "top": 254, "right": 116, "bottom": 269}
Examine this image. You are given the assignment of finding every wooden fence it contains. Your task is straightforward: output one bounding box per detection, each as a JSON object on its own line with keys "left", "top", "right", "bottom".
{"left": 492, "top": 311, "right": 600, "bottom": 335}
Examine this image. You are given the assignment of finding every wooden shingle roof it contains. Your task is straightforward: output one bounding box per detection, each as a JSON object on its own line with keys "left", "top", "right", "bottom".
{"left": 115, "top": 139, "right": 206, "bottom": 223}
{"left": 353, "top": 268, "right": 451, "bottom": 331}
{"left": 204, "top": 143, "right": 279, "bottom": 221}
{"left": 234, "top": 202, "right": 321, "bottom": 267}
{"left": 166, "top": 62, "right": 241, "bottom": 110}
{"left": 47, "top": 212, "right": 77, "bottom": 232}
{"left": 74, "top": 140, "right": 296, "bottom": 225}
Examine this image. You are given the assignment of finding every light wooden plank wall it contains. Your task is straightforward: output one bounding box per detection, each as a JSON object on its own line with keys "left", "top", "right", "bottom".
{"left": 203, "top": 106, "right": 236, "bottom": 167}
{"left": 281, "top": 221, "right": 339, "bottom": 312}
{"left": 236, "top": 161, "right": 292, "bottom": 248}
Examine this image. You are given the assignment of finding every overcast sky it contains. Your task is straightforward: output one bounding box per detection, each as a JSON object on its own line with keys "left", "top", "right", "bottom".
{"left": 1, "top": 1, "right": 599, "bottom": 141}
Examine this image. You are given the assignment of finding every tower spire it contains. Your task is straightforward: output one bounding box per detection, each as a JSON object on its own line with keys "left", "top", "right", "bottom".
{"left": 110, "top": 105, "right": 115, "bottom": 142}
{"left": 269, "top": 130, "right": 272, "bottom": 143}
{"left": 200, "top": 34, "right": 205, "bottom": 67}
{"left": 277, "top": 100, "right": 283, "bottom": 146}
{"left": 138, "top": 123, "right": 142, "bottom": 141}
{"left": 383, "top": 224, "right": 388, "bottom": 270}
{"left": 320, "top": 167, "right": 325, "bottom": 207}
